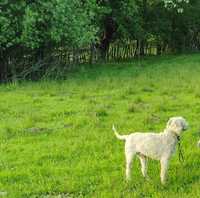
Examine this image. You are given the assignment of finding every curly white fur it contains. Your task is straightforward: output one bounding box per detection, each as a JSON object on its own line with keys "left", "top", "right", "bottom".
{"left": 113, "top": 117, "right": 188, "bottom": 185}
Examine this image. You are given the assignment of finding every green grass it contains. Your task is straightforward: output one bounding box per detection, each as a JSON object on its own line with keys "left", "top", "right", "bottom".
{"left": 0, "top": 54, "right": 200, "bottom": 197}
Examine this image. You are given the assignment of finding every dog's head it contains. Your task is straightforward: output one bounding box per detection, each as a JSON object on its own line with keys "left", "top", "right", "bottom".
{"left": 166, "top": 117, "right": 188, "bottom": 136}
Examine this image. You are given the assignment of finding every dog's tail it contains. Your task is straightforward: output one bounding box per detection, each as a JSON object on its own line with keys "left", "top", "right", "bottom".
{"left": 112, "top": 124, "right": 127, "bottom": 141}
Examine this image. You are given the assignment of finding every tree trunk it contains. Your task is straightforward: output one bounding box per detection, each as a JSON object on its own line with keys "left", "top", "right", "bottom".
{"left": 170, "top": 12, "right": 177, "bottom": 53}
{"left": 139, "top": 0, "right": 147, "bottom": 56}
{"left": 0, "top": 50, "right": 8, "bottom": 82}
{"left": 99, "top": 16, "right": 117, "bottom": 60}
{"left": 140, "top": 40, "right": 145, "bottom": 56}
{"left": 99, "top": 37, "right": 110, "bottom": 60}
{"left": 157, "top": 43, "right": 162, "bottom": 55}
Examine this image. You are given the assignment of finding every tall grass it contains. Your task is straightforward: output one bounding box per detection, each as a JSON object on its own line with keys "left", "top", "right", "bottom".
{"left": 0, "top": 54, "right": 200, "bottom": 197}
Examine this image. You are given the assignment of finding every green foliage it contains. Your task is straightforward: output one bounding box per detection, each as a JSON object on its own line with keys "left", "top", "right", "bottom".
{"left": 0, "top": 0, "right": 25, "bottom": 48}
{"left": 50, "top": 0, "right": 97, "bottom": 47}
{"left": 0, "top": 0, "right": 98, "bottom": 49}
{"left": 0, "top": 0, "right": 198, "bottom": 50}
{"left": 164, "top": 0, "right": 190, "bottom": 13}
{"left": 21, "top": 5, "right": 41, "bottom": 49}
{"left": 110, "top": 0, "right": 139, "bottom": 38}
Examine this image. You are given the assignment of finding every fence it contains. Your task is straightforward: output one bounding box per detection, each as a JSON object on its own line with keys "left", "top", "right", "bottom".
{"left": 53, "top": 40, "right": 159, "bottom": 65}
{"left": 1, "top": 40, "right": 161, "bottom": 81}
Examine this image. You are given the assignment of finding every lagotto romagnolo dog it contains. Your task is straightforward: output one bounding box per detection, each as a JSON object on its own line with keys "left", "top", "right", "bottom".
{"left": 113, "top": 117, "right": 188, "bottom": 184}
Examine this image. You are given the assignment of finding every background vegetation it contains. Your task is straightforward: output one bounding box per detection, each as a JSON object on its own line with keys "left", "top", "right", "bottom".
{"left": 1, "top": 0, "right": 200, "bottom": 81}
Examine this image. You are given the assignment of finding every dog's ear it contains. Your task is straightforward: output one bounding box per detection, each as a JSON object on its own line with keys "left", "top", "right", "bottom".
{"left": 171, "top": 119, "right": 184, "bottom": 134}
{"left": 167, "top": 118, "right": 183, "bottom": 134}
{"left": 166, "top": 118, "right": 173, "bottom": 129}
{"left": 173, "top": 120, "right": 183, "bottom": 133}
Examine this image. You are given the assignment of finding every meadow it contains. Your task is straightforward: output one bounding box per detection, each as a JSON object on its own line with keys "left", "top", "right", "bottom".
{"left": 0, "top": 54, "right": 200, "bottom": 198}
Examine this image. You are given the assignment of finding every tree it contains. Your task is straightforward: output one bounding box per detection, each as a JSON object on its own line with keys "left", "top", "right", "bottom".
{"left": 96, "top": 0, "right": 139, "bottom": 59}
{"left": 0, "top": 0, "right": 98, "bottom": 81}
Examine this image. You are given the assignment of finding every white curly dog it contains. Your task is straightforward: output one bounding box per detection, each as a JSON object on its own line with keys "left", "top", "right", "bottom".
{"left": 113, "top": 116, "right": 188, "bottom": 184}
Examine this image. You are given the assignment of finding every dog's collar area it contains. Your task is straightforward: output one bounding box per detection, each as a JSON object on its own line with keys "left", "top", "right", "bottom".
{"left": 169, "top": 130, "right": 180, "bottom": 141}
{"left": 170, "top": 131, "right": 184, "bottom": 162}
{"left": 176, "top": 135, "right": 180, "bottom": 141}
{"left": 164, "top": 129, "right": 184, "bottom": 162}
{"left": 177, "top": 136, "right": 184, "bottom": 162}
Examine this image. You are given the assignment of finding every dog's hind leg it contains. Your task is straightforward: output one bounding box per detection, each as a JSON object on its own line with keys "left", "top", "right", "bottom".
{"left": 125, "top": 145, "right": 136, "bottom": 180}
{"left": 138, "top": 154, "right": 148, "bottom": 178}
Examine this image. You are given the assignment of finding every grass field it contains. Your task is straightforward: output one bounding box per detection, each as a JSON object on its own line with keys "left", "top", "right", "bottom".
{"left": 0, "top": 54, "right": 200, "bottom": 198}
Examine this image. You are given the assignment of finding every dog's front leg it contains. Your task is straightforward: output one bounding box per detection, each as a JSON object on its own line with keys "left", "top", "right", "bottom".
{"left": 160, "top": 157, "right": 169, "bottom": 185}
